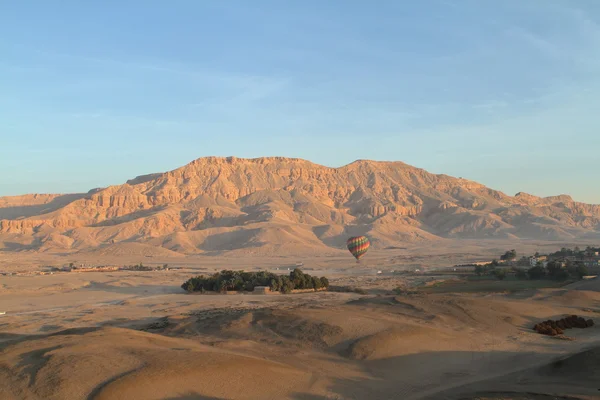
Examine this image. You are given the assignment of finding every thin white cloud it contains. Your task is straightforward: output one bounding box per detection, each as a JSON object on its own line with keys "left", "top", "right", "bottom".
{"left": 2, "top": 41, "right": 290, "bottom": 101}
{"left": 471, "top": 101, "right": 509, "bottom": 111}
{"left": 504, "top": 27, "right": 559, "bottom": 57}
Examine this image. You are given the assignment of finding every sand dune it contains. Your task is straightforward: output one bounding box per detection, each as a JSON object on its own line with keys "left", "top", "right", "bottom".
{"left": 434, "top": 345, "right": 600, "bottom": 399}
{"left": 2, "top": 268, "right": 599, "bottom": 399}
{"left": 0, "top": 327, "right": 314, "bottom": 400}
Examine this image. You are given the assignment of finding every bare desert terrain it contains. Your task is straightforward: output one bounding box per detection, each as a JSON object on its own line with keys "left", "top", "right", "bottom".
{"left": 1, "top": 249, "right": 599, "bottom": 400}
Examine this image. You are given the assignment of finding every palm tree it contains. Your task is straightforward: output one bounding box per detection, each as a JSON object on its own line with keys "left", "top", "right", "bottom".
{"left": 219, "top": 280, "right": 228, "bottom": 293}
{"left": 228, "top": 278, "right": 237, "bottom": 291}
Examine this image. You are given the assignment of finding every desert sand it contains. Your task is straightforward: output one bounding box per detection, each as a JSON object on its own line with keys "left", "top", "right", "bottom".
{"left": 1, "top": 253, "right": 599, "bottom": 400}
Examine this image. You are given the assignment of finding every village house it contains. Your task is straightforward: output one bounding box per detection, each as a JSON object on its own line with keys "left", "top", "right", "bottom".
{"left": 529, "top": 255, "right": 548, "bottom": 267}
{"left": 583, "top": 256, "right": 600, "bottom": 268}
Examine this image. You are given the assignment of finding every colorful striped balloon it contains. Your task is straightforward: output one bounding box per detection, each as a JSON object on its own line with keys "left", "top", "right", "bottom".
{"left": 346, "top": 236, "right": 370, "bottom": 260}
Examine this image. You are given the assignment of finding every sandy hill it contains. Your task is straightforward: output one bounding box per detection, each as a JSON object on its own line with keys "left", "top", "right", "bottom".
{"left": 1, "top": 281, "right": 599, "bottom": 399}
{"left": 1, "top": 156, "right": 599, "bottom": 256}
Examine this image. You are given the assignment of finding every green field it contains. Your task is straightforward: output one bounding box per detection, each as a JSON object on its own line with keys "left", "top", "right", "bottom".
{"left": 420, "top": 278, "right": 574, "bottom": 294}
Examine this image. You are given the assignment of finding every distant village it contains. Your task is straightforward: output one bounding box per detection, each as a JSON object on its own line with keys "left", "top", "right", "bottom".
{"left": 0, "top": 263, "right": 176, "bottom": 277}
{"left": 500, "top": 246, "right": 600, "bottom": 270}
{"left": 456, "top": 246, "right": 600, "bottom": 280}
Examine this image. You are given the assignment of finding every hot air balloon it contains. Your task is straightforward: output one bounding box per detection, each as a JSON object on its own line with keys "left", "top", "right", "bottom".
{"left": 346, "top": 236, "right": 370, "bottom": 262}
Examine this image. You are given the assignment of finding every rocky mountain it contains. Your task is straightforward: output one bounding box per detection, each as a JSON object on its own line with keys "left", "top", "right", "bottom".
{"left": 1, "top": 156, "right": 599, "bottom": 255}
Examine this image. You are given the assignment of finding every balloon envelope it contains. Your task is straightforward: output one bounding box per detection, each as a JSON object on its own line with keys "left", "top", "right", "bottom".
{"left": 346, "top": 236, "right": 370, "bottom": 260}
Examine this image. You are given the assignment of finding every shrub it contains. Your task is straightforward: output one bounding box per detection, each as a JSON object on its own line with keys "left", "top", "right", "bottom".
{"left": 533, "top": 315, "right": 594, "bottom": 336}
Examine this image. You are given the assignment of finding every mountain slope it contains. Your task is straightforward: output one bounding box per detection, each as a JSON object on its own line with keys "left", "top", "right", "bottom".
{"left": 1, "top": 156, "right": 598, "bottom": 255}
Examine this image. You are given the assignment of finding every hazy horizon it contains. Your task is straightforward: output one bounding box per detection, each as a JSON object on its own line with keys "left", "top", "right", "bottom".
{"left": 2, "top": 0, "right": 599, "bottom": 203}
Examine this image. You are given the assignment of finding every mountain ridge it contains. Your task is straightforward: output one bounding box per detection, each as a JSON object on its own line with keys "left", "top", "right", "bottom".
{"left": 1, "top": 156, "right": 598, "bottom": 255}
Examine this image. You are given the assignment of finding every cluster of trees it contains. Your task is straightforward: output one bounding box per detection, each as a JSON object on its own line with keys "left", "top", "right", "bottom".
{"left": 125, "top": 263, "right": 153, "bottom": 271}
{"left": 121, "top": 263, "right": 170, "bottom": 271}
{"left": 550, "top": 246, "right": 600, "bottom": 258}
{"left": 474, "top": 262, "right": 500, "bottom": 277}
{"left": 181, "top": 268, "right": 330, "bottom": 294}
{"left": 475, "top": 261, "right": 589, "bottom": 281}
{"left": 500, "top": 249, "right": 517, "bottom": 261}
{"left": 527, "top": 261, "right": 589, "bottom": 281}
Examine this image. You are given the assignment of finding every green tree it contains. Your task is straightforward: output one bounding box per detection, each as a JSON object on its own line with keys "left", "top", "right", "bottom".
{"left": 474, "top": 265, "right": 485, "bottom": 276}
{"left": 528, "top": 266, "right": 546, "bottom": 280}
{"left": 269, "top": 278, "right": 279, "bottom": 292}
{"left": 219, "top": 280, "right": 228, "bottom": 293}
{"left": 554, "top": 269, "right": 570, "bottom": 281}
{"left": 546, "top": 261, "right": 563, "bottom": 278}
{"left": 312, "top": 276, "right": 323, "bottom": 290}
{"left": 280, "top": 276, "right": 294, "bottom": 294}
{"left": 501, "top": 250, "right": 517, "bottom": 261}
{"left": 493, "top": 269, "right": 506, "bottom": 280}
{"left": 290, "top": 268, "right": 306, "bottom": 289}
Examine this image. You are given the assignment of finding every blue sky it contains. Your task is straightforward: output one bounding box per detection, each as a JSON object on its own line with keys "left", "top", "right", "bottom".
{"left": 1, "top": 1, "right": 599, "bottom": 203}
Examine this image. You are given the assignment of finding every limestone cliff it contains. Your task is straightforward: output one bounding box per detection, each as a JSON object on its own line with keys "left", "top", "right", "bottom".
{"left": 0, "top": 157, "right": 598, "bottom": 255}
